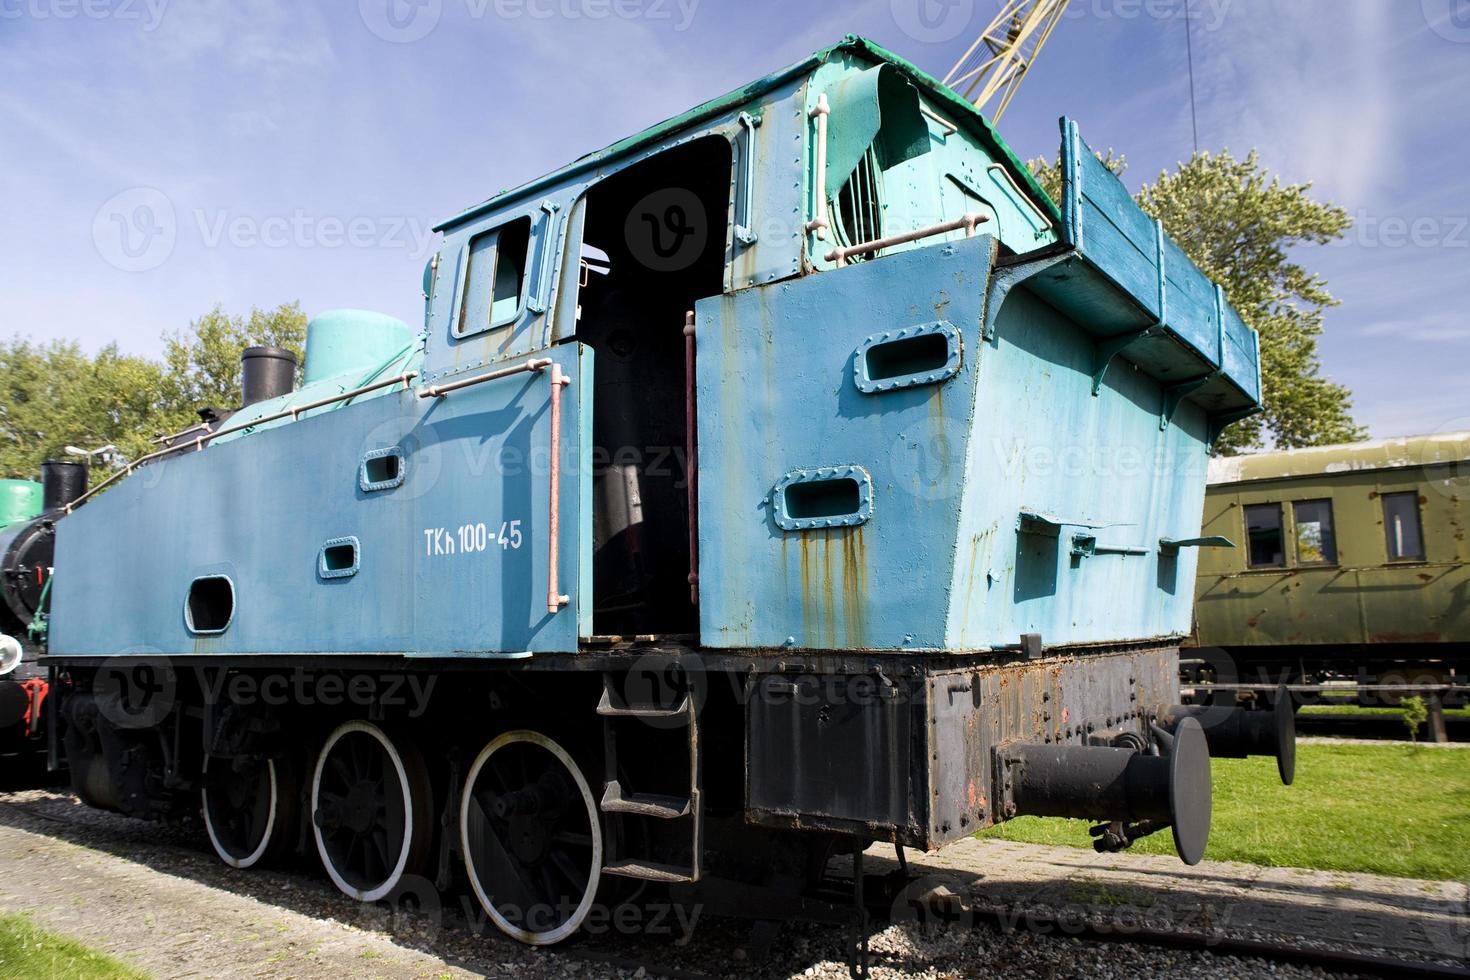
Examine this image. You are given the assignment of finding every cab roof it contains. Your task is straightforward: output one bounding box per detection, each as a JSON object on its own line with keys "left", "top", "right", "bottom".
{"left": 1207, "top": 431, "right": 1470, "bottom": 486}
{"left": 435, "top": 35, "right": 1060, "bottom": 233}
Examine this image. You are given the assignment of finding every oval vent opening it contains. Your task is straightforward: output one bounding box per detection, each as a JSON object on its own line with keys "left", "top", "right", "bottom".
{"left": 785, "top": 478, "right": 862, "bottom": 520}
{"left": 186, "top": 576, "right": 234, "bottom": 634}
{"left": 866, "top": 332, "right": 949, "bottom": 382}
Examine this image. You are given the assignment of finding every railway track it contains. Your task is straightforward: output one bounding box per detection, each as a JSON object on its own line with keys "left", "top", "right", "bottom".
{"left": 0, "top": 791, "right": 1464, "bottom": 980}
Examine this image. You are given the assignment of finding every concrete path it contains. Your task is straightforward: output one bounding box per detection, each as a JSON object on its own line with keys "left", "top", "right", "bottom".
{"left": 881, "top": 836, "right": 1470, "bottom": 965}
{"left": 0, "top": 821, "right": 478, "bottom": 979}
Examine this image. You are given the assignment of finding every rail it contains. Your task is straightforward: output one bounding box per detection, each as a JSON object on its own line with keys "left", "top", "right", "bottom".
{"left": 919, "top": 103, "right": 958, "bottom": 135}
{"left": 825, "top": 212, "right": 989, "bottom": 267}
{"left": 804, "top": 93, "right": 830, "bottom": 240}
{"left": 417, "top": 358, "right": 552, "bottom": 398}
{"left": 684, "top": 311, "right": 699, "bottom": 606}
{"left": 546, "top": 362, "right": 571, "bottom": 614}
{"left": 64, "top": 370, "right": 419, "bottom": 513}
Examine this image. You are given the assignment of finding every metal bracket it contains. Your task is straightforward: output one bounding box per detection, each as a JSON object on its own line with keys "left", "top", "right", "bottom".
{"left": 1159, "top": 373, "right": 1215, "bottom": 430}
{"left": 1159, "top": 535, "right": 1234, "bottom": 553}
{"left": 1070, "top": 533, "right": 1148, "bottom": 560}
{"left": 1206, "top": 405, "right": 1263, "bottom": 444}
{"left": 983, "top": 244, "right": 1074, "bottom": 343}
{"left": 1091, "top": 325, "right": 1156, "bottom": 396}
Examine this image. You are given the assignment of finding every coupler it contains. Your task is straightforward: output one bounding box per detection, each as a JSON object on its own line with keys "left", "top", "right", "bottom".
{"left": 993, "top": 717, "right": 1212, "bottom": 865}
{"left": 1155, "top": 683, "right": 1296, "bottom": 786}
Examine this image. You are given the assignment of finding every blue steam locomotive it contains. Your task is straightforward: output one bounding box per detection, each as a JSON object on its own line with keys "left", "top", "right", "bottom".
{"left": 43, "top": 37, "right": 1291, "bottom": 947}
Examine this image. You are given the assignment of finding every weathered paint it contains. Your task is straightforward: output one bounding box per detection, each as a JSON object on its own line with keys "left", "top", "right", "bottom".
{"left": 51, "top": 343, "right": 590, "bottom": 656}
{"left": 1195, "top": 434, "right": 1470, "bottom": 648}
{"left": 50, "top": 37, "right": 1258, "bottom": 661}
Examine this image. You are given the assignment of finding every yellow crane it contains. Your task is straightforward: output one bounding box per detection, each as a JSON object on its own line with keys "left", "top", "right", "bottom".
{"left": 943, "top": 0, "right": 1072, "bottom": 122}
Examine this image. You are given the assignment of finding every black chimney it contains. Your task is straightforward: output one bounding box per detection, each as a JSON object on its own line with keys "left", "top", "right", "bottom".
{"left": 41, "top": 460, "right": 89, "bottom": 512}
{"left": 241, "top": 347, "right": 297, "bottom": 407}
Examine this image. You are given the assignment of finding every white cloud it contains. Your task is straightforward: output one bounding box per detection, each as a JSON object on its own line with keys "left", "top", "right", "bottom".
{"left": 1192, "top": 2, "right": 1395, "bottom": 204}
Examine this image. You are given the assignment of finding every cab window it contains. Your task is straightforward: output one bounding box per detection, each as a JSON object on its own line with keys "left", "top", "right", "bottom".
{"left": 455, "top": 217, "right": 531, "bottom": 337}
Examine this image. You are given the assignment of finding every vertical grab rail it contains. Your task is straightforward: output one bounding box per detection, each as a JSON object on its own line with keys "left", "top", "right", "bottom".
{"left": 547, "top": 362, "right": 572, "bottom": 614}
{"left": 734, "top": 112, "right": 761, "bottom": 247}
{"left": 805, "top": 93, "right": 830, "bottom": 241}
{"left": 684, "top": 311, "right": 699, "bottom": 607}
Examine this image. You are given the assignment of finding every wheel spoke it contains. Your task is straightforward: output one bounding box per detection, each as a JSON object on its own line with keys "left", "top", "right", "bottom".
{"left": 549, "top": 848, "right": 589, "bottom": 896}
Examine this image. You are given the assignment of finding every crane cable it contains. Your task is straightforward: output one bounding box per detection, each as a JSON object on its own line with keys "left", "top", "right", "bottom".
{"left": 1183, "top": 0, "right": 1200, "bottom": 156}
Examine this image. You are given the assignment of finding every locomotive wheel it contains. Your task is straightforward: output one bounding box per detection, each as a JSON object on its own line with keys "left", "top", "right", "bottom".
{"left": 311, "top": 721, "right": 432, "bottom": 902}
{"left": 460, "top": 730, "right": 602, "bottom": 945}
{"left": 202, "top": 755, "right": 297, "bottom": 869}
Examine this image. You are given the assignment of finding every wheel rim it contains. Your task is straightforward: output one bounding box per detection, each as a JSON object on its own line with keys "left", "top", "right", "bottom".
{"left": 202, "top": 756, "right": 280, "bottom": 869}
{"left": 460, "top": 731, "right": 602, "bottom": 945}
{"left": 311, "top": 721, "right": 418, "bottom": 902}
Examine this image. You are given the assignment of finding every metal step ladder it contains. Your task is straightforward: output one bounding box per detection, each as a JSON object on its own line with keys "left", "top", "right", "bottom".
{"left": 597, "top": 672, "right": 702, "bottom": 884}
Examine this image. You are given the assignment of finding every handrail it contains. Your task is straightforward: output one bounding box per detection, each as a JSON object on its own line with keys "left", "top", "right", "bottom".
{"left": 734, "top": 112, "right": 760, "bottom": 247}
{"left": 64, "top": 370, "right": 419, "bottom": 513}
{"left": 825, "top": 212, "right": 989, "bottom": 267}
{"left": 986, "top": 163, "right": 1051, "bottom": 233}
{"left": 804, "top": 93, "right": 830, "bottom": 240}
{"left": 919, "top": 104, "right": 958, "bottom": 135}
{"left": 683, "top": 311, "right": 699, "bottom": 606}
{"left": 418, "top": 358, "right": 551, "bottom": 398}
{"left": 546, "top": 362, "right": 572, "bottom": 614}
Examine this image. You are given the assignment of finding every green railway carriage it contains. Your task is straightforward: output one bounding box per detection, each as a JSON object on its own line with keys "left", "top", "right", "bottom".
{"left": 1191, "top": 432, "right": 1470, "bottom": 706}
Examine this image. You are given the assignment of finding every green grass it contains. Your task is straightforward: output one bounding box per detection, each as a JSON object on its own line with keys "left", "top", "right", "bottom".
{"left": 977, "top": 743, "right": 1470, "bottom": 880}
{"left": 0, "top": 913, "right": 146, "bottom": 979}
{"left": 1298, "top": 703, "right": 1470, "bottom": 720}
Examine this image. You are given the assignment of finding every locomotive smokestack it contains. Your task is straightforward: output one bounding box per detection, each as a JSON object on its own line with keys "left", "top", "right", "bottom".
{"left": 240, "top": 346, "right": 298, "bottom": 407}
{"left": 41, "top": 459, "right": 88, "bottom": 513}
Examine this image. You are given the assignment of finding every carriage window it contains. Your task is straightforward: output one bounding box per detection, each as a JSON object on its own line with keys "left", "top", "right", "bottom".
{"left": 455, "top": 217, "right": 531, "bottom": 336}
{"left": 1382, "top": 492, "right": 1425, "bottom": 561}
{"left": 1244, "top": 503, "right": 1284, "bottom": 567}
{"left": 1292, "top": 499, "right": 1337, "bottom": 565}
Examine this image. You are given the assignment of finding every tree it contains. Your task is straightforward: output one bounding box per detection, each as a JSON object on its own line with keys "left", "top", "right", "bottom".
{"left": 0, "top": 302, "right": 308, "bottom": 481}
{"left": 1030, "top": 151, "right": 1363, "bottom": 454}
{"left": 0, "top": 339, "right": 167, "bottom": 479}
{"left": 159, "top": 303, "right": 307, "bottom": 432}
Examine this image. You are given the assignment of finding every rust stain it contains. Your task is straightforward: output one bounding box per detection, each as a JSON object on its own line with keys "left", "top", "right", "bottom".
{"left": 839, "top": 526, "right": 868, "bottom": 646}
{"left": 1370, "top": 631, "right": 1442, "bottom": 643}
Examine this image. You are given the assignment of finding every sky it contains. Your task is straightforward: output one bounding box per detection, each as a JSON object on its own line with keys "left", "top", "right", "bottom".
{"left": 1, "top": 0, "right": 1465, "bottom": 440}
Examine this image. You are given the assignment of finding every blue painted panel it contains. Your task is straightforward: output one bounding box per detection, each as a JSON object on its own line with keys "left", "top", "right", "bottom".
{"left": 1064, "top": 120, "right": 1160, "bottom": 321}
{"left": 696, "top": 237, "right": 990, "bottom": 650}
{"left": 946, "top": 286, "right": 1211, "bottom": 647}
{"left": 1221, "top": 303, "right": 1259, "bottom": 403}
{"left": 1161, "top": 233, "right": 1219, "bottom": 366}
{"left": 51, "top": 344, "right": 588, "bottom": 657}
{"left": 1053, "top": 118, "right": 1262, "bottom": 416}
